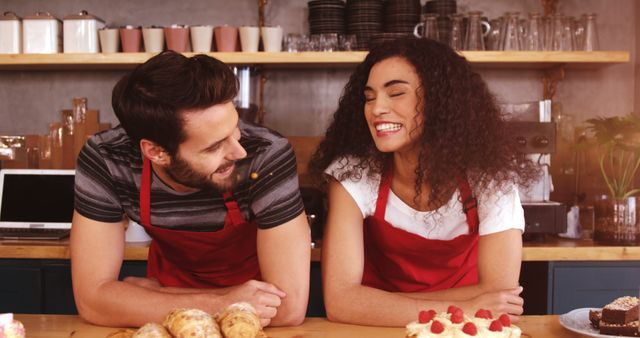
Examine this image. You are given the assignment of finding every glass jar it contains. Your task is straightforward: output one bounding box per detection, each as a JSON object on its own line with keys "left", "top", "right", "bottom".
{"left": 593, "top": 195, "right": 638, "bottom": 245}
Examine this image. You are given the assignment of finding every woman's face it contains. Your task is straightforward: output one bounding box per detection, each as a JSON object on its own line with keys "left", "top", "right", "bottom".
{"left": 364, "top": 56, "right": 424, "bottom": 154}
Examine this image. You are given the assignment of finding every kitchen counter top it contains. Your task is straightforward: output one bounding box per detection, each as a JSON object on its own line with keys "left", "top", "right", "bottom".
{"left": 15, "top": 314, "right": 580, "bottom": 338}
{"left": 1, "top": 237, "right": 639, "bottom": 262}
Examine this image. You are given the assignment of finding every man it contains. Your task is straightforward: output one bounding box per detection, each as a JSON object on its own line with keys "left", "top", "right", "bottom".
{"left": 70, "top": 51, "right": 310, "bottom": 327}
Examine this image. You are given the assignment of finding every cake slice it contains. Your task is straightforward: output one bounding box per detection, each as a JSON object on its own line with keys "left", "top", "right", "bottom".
{"left": 589, "top": 309, "right": 601, "bottom": 329}
{"left": 602, "top": 296, "right": 639, "bottom": 324}
{"left": 599, "top": 320, "right": 640, "bottom": 337}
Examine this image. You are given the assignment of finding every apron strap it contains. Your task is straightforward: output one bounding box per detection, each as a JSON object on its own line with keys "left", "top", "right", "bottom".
{"left": 373, "top": 160, "right": 393, "bottom": 219}
{"left": 140, "top": 157, "right": 152, "bottom": 227}
{"left": 456, "top": 176, "right": 479, "bottom": 233}
{"left": 223, "top": 191, "right": 247, "bottom": 225}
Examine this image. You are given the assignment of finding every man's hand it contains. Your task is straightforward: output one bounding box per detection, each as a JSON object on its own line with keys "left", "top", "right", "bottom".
{"left": 223, "top": 279, "right": 286, "bottom": 327}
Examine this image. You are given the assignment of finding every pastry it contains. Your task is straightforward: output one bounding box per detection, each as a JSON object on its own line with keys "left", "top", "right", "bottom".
{"left": 0, "top": 313, "right": 25, "bottom": 338}
{"left": 163, "top": 308, "right": 222, "bottom": 338}
{"left": 132, "top": 322, "right": 172, "bottom": 338}
{"left": 217, "top": 302, "right": 264, "bottom": 338}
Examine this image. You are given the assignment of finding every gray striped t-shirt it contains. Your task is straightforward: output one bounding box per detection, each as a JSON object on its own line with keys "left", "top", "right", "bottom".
{"left": 74, "top": 121, "right": 304, "bottom": 231}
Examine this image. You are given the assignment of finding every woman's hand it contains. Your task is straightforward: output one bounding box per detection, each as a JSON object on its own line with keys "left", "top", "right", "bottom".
{"left": 467, "top": 286, "right": 524, "bottom": 322}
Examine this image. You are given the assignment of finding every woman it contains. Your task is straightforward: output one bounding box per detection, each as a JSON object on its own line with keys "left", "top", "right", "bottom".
{"left": 309, "top": 38, "right": 539, "bottom": 326}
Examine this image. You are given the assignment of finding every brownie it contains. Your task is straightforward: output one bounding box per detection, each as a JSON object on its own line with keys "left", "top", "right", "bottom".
{"left": 602, "top": 297, "right": 640, "bottom": 324}
{"left": 590, "top": 310, "right": 602, "bottom": 329}
{"left": 599, "top": 320, "right": 640, "bottom": 337}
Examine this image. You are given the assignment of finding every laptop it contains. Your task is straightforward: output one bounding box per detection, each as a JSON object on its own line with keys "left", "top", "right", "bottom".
{"left": 0, "top": 169, "right": 75, "bottom": 240}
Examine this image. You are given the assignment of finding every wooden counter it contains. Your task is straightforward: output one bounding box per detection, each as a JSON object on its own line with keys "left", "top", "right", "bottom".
{"left": 1, "top": 237, "right": 639, "bottom": 262}
{"left": 15, "top": 314, "right": 579, "bottom": 338}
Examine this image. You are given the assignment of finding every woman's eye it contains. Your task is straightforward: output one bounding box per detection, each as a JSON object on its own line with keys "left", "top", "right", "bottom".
{"left": 364, "top": 96, "right": 375, "bottom": 102}
{"left": 389, "top": 92, "right": 405, "bottom": 98}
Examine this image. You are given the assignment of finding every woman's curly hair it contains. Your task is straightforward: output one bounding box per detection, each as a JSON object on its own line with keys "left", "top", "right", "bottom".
{"left": 309, "top": 37, "right": 539, "bottom": 205}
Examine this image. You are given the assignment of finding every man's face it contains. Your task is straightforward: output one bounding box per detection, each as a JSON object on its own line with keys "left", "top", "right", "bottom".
{"left": 165, "top": 101, "right": 247, "bottom": 192}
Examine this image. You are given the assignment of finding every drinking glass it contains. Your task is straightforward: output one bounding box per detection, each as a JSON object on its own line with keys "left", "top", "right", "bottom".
{"left": 464, "top": 11, "right": 489, "bottom": 50}
{"left": 449, "top": 14, "right": 464, "bottom": 50}
{"left": 501, "top": 12, "right": 521, "bottom": 51}
{"left": 582, "top": 13, "right": 599, "bottom": 51}
{"left": 523, "top": 12, "right": 543, "bottom": 51}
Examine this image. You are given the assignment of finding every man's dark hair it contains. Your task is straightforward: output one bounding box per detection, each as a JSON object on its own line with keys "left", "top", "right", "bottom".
{"left": 112, "top": 51, "right": 238, "bottom": 156}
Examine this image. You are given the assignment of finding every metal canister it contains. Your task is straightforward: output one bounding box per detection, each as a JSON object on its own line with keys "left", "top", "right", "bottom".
{"left": 22, "top": 12, "right": 62, "bottom": 54}
{"left": 63, "top": 10, "right": 104, "bottom": 53}
{"left": 0, "top": 12, "right": 21, "bottom": 54}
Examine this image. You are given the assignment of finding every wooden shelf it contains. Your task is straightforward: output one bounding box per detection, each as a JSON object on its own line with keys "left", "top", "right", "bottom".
{"left": 0, "top": 51, "right": 629, "bottom": 70}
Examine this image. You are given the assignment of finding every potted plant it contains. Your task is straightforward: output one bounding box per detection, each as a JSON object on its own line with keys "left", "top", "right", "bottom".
{"left": 585, "top": 114, "right": 640, "bottom": 245}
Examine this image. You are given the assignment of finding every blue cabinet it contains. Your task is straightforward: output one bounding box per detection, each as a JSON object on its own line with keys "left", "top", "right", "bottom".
{"left": 548, "top": 261, "right": 640, "bottom": 314}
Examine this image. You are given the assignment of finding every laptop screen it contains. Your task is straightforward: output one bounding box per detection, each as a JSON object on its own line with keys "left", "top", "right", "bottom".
{"left": 0, "top": 169, "right": 75, "bottom": 228}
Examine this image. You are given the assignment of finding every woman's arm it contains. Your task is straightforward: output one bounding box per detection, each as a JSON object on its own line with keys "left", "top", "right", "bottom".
{"left": 323, "top": 180, "right": 523, "bottom": 327}
{"left": 397, "top": 229, "right": 524, "bottom": 317}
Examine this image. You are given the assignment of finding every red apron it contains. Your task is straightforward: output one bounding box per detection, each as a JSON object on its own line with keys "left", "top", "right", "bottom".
{"left": 138, "top": 157, "right": 260, "bottom": 288}
{"left": 362, "top": 163, "right": 480, "bottom": 292}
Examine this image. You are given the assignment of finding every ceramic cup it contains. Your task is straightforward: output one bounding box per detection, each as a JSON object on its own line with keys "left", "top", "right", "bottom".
{"left": 190, "top": 25, "right": 213, "bottom": 52}
{"left": 214, "top": 25, "right": 238, "bottom": 52}
{"left": 119, "top": 25, "right": 142, "bottom": 53}
{"left": 239, "top": 26, "right": 260, "bottom": 52}
{"left": 98, "top": 28, "right": 119, "bottom": 53}
{"left": 164, "top": 24, "right": 189, "bottom": 52}
{"left": 142, "top": 26, "right": 164, "bottom": 53}
{"left": 261, "top": 26, "right": 283, "bottom": 52}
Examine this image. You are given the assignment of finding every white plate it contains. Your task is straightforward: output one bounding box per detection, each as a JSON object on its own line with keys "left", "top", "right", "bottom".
{"left": 559, "top": 307, "right": 636, "bottom": 338}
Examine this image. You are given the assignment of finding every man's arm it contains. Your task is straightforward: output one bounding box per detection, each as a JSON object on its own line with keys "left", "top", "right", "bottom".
{"left": 71, "top": 211, "right": 283, "bottom": 327}
{"left": 257, "top": 212, "right": 311, "bottom": 326}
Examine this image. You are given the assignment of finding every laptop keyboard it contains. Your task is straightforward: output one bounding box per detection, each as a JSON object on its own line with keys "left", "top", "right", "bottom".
{"left": 0, "top": 228, "right": 70, "bottom": 239}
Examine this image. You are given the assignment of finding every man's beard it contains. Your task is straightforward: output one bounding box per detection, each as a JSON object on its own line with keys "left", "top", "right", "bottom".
{"left": 165, "top": 153, "right": 238, "bottom": 192}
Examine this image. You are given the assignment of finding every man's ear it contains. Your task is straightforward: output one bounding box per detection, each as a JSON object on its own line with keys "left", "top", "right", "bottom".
{"left": 140, "top": 139, "right": 171, "bottom": 166}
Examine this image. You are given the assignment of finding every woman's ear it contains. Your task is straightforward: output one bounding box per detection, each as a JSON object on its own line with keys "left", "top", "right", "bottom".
{"left": 140, "top": 139, "right": 171, "bottom": 166}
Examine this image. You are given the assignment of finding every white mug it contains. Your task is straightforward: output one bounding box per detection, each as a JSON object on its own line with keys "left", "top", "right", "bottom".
{"left": 261, "top": 26, "right": 283, "bottom": 52}
{"left": 239, "top": 26, "right": 260, "bottom": 52}
{"left": 142, "top": 27, "right": 164, "bottom": 53}
{"left": 190, "top": 25, "right": 213, "bottom": 52}
{"left": 98, "top": 28, "right": 119, "bottom": 53}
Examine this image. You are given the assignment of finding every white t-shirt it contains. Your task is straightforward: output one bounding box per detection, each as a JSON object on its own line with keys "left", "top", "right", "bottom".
{"left": 326, "top": 157, "right": 525, "bottom": 240}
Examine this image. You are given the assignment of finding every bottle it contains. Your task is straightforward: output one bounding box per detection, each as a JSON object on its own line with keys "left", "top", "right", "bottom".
{"left": 72, "top": 97, "right": 87, "bottom": 161}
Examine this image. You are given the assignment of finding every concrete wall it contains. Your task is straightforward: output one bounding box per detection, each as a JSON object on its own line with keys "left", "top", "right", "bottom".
{"left": 0, "top": 0, "right": 636, "bottom": 138}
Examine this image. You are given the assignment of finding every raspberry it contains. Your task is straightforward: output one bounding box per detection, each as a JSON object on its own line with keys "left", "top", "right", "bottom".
{"left": 498, "top": 314, "right": 511, "bottom": 327}
{"left": 418, "top": 310, "right": 437, "bottom": 323}
{"left": 474, "top": 309, "right": 493, "bottom": 319}
{"left": 431, "top": 320, "right": 444, "bottom": 334}
{"left": 447, "top": 305, "right": 462, "bottom": 315}
{"left": 489, "top": 319, "right": 503, "bottom": 332}
{"left": 462, "top": 322, "right": 478, "bottom": 336}
{"left": 450, "top": 309, "right": 464, "bottom": 324}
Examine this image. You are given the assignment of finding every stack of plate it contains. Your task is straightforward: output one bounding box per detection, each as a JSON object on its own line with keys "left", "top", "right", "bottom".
{"left": 423, "top": 0, "right": 457, "bottom": 44}
{"left": 345, "top": 0, "right": 383, "bottom": 50}
{"left": 308, "top": 0, "right": 346, "bottom": 35}
{"left": 368, "top": 32, "right": 412, "bottom": 48}
{"left": 382, "top": 0, "right": 421, "bottom": 34}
